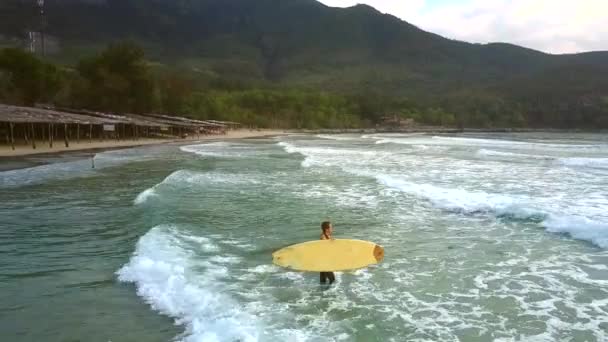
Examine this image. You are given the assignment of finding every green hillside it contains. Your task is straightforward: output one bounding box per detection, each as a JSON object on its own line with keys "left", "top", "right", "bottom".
{"left": 1, "top": 0, "right": 607, "bottom": 128}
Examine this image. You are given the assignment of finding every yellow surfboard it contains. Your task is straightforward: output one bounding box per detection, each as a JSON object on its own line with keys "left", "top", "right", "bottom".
{"left": 272, "top": 239, "right": 385, "bottom": 272}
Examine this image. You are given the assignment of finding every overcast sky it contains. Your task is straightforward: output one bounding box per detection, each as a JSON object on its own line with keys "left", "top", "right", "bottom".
{"left": 318, "top": 0, "right": 608, "bottom": 54}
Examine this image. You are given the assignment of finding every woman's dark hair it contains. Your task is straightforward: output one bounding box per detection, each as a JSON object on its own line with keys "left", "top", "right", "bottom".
{"left": 321, "top": 221, "right": 331, "bottom": 230}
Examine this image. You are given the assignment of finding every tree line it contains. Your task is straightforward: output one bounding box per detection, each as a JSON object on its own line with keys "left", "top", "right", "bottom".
{"left": 1, "top": 43, "right": 606, "bottom": 129}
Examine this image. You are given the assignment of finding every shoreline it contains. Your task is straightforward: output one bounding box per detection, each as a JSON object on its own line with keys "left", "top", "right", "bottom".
{"left": 296, "top": 127, "right": 608, "bottom": 134}
{"left": 0, "top": 129, "right": 285, "bottom": 158}
{"left": 0, "top": 130, "right": 286, "bottom": 172}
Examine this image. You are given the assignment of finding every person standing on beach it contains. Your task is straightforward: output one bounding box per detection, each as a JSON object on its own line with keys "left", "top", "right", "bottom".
{"left": 320, "top": 221, "right": 336, "bottom": 285}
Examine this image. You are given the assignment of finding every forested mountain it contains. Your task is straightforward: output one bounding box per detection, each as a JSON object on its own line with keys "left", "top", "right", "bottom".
{"left": 1, "top": 0, "right": 607, "bottom": 128}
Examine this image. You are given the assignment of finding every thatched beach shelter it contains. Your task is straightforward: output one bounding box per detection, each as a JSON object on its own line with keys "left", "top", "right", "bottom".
{"left": 0, "top": 104, "right": 237, "bottom": 151}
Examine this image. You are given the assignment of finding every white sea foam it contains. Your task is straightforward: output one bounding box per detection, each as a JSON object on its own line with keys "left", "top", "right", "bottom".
{"left": 161, "top": 170, "right": 259, "bottom": 186}
{"left": 315, "top": 134, "right": 357, "bottom": 141}
{"left": 376, "top": 175, "right": 541, "bottom": 218}
{"left": 374, "top": 136, "right": 432, "bottom": 146}
{"left": 276, "top": 141, "right": 299, "bottom": 154}
{"left": 296, "top": 183, "right": 379, "bottom": 209}
{"left": 181, "top": 142, "right": 231, "bottom": 152}
{"left": 278, "top": 141, "right": 380, "bottom": 157}
{"left": 120, "top": 135, "right": 608, "bottom": 341}
{"left": 432, "top": 136, "right": 532, "bottom": 146}
{"left": 208, "top": 255, "right": 242, "bottom": 264}
{"left": 133, "top": 188, "right": 158, "bottom": 205}
{"left": 375, "top": 175, "right": 608, "bottom": 248}
{"left": 248, "top": 264, "right": 279, "bottom": 274}
{"left": 433, "top": 136, "right": 607, "bottom": 151}
{"left": 180, "top": 234, "right": 220, "bottom": 252}
{"left": 277, "top": 141, "right": 391, "bottom": 168}
{"left": 374, "top": 138, "right": 398, "bottom": 145}
{"left": 180, "top": 142, "right": 262, "bottom": 158}
{"left": 133, "top": 170, "right": 259, "bottom": 204}
{"left": 543, "top": 215, "right": 608, "bottom": 248}
{"left": 557, "top": 157, "right": 608, "bottom": 170}
{"left": 277, "top": 271, "right": 305, "bottom": 281}
{"left": 279, "top": 137, "right": 608, "bottom": 248}
{"left": 374, "top": 143, "right": 448, "bottom": 153}
{"left": 476, "top": 149, "right": 550, "bottom": 160}
{"left": 116, "top": 225, "right": 261, "bottom": 342}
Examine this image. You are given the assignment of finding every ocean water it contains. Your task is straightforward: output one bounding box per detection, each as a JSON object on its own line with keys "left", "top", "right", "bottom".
{"left": 2, "top": 133, "right": 608, "bottom": 342}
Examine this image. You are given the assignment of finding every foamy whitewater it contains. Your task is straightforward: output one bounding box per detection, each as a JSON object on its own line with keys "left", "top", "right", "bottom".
{"left": 2, "top": 133, "right": 608, "bottom": 342}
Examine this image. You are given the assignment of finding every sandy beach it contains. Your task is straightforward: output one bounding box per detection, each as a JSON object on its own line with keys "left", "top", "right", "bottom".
{"left": 0, "top": 129, "right": 285, "bottom": 158}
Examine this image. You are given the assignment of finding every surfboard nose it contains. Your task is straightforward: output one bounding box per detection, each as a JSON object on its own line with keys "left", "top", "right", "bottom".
{"left": 373, "top": 245, "right": 384, "bottom": 263}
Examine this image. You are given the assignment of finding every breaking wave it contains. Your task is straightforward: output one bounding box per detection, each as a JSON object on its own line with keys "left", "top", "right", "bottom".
{"left": 376, "top": 175, "right": 542, "bottom": 219}
{"left": 376, "top": 175, "right": 608, "bottom": 248}
{"left": 476, "top": 149, "right": 552, "bottom": 160}
{"left": 133, "top": 170, "right": 259, "bottom": 204}
{"left": 276, "top": 141, "right": 387, "bottom": 168}
{"left": 477, "top": 150, "right": 608, "bottom": 170}
{"left": 180, "top": 142, "right": 261, "bottom": 158}
{"left": 116, "top": 225, "right": 261, "bottom": 342}
{"left": 134, "top": 188, "right": 158, "bottom": 205}
{"left": 557, "top": 157, "right": 608, "bottom": 170}
{"left": 433, "top": 136, "right": 608, "bottom": 151}
{"left": 276, "top": 137, "right": 608, "bottom": 249}
{"left": 315, "top": 134, "right": 357, "bottom": 141}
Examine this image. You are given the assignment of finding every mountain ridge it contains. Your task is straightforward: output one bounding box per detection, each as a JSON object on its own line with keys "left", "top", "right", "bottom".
{"left": 1, "top": 0, "right": 607, "bottom": 127}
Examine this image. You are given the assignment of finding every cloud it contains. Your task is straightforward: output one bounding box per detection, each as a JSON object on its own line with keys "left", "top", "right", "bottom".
{"left": 318, "top": 0, "right": 608, "bottom": 54}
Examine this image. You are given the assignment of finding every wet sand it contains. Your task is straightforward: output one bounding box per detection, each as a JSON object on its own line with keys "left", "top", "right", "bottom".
{"left": 0, "top": 130, "right": 286, "bottom": 171}
{"left": 0, "top": 130, "right": 285, "bottom": 158}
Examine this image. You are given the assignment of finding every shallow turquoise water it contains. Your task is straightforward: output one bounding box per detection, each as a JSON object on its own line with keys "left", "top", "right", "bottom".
{"left": 1, "top": 133, "right": 608, "bottom": 341}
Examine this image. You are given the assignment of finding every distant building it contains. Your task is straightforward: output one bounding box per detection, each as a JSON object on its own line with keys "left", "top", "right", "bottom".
{"left": 379, "top": 114, "right": 415, "bottom": 128}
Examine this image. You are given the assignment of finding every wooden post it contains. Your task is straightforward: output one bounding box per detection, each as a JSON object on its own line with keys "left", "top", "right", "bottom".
{"left": 24, "top": 125, "right": 29, "bottom": 144}
{"left": 77, "top": 124, "right": 80, "bottom": 144}
{"left": 64, "top": 123, "right": 69, "bottom": 148}
{"left": 49, "top": 123, "right": 53, "bottom": 148}
{"left": 9, "top": 122, "right": 15, "bottom": 150}
{"left": 31, "top": 123, "right": 36, "bottom": 149}
{"left": 89, "top": 124, "right": 93, "bottom": 143}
